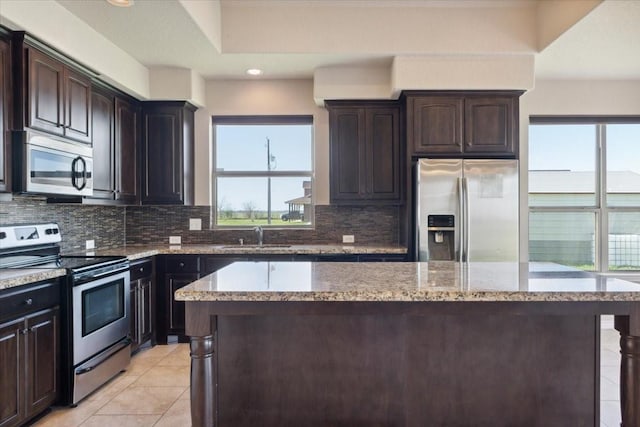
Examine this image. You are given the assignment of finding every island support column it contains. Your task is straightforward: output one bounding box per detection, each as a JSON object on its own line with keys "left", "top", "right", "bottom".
{"left": 616, "top": 304, "right": 640, "bottom": 427}
{"left": 187, "top": 305, "right": 217, "bottom": 427}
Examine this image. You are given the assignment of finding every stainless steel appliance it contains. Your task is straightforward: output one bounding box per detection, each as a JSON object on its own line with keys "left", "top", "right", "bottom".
{"left": 12, "top": 130, "right": 93, "bottom": 196}
{"left": 0, "top": 223, "right": 130, "bottom": 405}
{"left": 415, "top": 158, "right": 519, "bottom": 262}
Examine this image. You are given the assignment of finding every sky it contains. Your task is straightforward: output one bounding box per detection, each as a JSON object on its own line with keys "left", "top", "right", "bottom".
{"left": 528, "top": 123, "right": 640, "bottom": 174}
{"left": 215, "top": 124, "right": 313, "bottom": 212}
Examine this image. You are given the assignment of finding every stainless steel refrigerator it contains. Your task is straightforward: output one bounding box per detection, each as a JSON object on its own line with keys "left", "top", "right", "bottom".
{"left": 415, "top": 158, "right": 519, "bottom": 262}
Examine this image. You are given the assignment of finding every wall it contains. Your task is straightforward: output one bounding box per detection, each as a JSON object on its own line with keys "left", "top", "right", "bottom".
{"left": 518, "top": 78, "right": 640, "bottom": 261}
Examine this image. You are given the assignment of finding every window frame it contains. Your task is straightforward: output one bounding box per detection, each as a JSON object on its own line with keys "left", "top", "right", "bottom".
{"left": 529, "top": 116, "right": 640, "bottom": 273}
{"left": 211, "top": 115, "right": 315, "bottom": 230}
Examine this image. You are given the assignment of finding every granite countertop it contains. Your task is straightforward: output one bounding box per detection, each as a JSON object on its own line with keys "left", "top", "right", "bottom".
{"left": 91, "top": 243, "right": 407, "bottom": 261}
{"left": 175, "top": 261, "right": 640, "bottom": 303}
{"left": 0, "top": 244, "right": 406, "bottom": 290}
{"left": 0, "top": 268, "right": 67, "bottom": 291}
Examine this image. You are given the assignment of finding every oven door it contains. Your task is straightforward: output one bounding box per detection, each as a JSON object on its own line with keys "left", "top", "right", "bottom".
{"left": 72, "top": 270, "right": 130, "bottom": 365}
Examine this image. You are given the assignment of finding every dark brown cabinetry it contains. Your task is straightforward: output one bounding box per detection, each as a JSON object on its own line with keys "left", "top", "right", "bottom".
{"left": 156, "top": 255, "right": 199, "bottom": 343}
{"left": 405, "top": 91, "right": 521, "bottom": 158}
{"left": 0, "top": 34, "right": 10, "bottom": 193}
{"left": 129, "top": 258, "right": 154, "bottom": 353}
{"left": 115, "top": 96, "right": 140, "bottom": 204}
{"left": 26, "top": 47, "right": 91, "bottom": 144}
{"left": 141, "top": 102, "right": 196, "bottom": 205}
{"left": 90, "top": 87, "right": 114, "bottom": 200}
{"left": 156, "top": 255, "right": 238, "bottom": 344}
{"left": 327, "top": 101, "right": 402, "bottom": 205}
{"left": 0, "top": 281, "right": 59, "bottom": 427}
{"left": 88, "top": 85, "right": 140, "bottom": 204}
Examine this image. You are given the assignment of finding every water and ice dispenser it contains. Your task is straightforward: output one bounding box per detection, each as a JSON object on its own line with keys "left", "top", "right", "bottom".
{"left": 427, "top": 215, "right": 455, "bottom": 261}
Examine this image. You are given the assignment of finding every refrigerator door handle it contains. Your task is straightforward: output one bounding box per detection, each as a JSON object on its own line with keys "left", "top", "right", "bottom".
{"left": 462, "top": 177, "right": 470, "bottom": 262}
{"left": 457, "top": 177, "right": 464, "bottom": 262}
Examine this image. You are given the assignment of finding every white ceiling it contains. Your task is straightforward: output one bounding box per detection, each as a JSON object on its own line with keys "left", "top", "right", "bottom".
{"left": 54, "top": 0, "right": 640, "bottom": 81}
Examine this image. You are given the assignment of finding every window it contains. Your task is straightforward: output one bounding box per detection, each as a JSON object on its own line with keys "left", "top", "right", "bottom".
{"left": 212, "top": 116, "right": 313, "bottom": 228}
{"left": 528, "top": 118, "right": 640, "bottom": 271}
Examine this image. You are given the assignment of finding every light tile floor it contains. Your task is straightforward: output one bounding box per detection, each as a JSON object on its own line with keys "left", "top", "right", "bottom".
{"left": 33, "top": 342, "right": 191, "bottom": 427}
{"left": 33, "top": 330, "right": 623, "bottom": 427}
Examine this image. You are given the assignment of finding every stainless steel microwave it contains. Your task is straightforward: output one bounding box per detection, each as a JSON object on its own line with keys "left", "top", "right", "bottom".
{"left": 13, "top": 130, "right": 93, "bottom": 197}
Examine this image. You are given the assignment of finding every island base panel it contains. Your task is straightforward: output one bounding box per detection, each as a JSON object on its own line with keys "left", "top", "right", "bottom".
{"left": 190, "top": 313, "right": 598, "bottom": 427}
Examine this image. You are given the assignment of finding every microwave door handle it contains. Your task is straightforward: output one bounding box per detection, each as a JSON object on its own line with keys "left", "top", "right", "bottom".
{"left": 71, "top": 156, "right": 87, "bottom": 190}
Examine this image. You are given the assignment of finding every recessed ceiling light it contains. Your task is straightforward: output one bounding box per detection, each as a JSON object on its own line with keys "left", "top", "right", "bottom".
{"left": 106, "top": 0, "right": 134, "bottom": 7}
{"left": 246, "top": 68, "right": 263, "bottom": 76}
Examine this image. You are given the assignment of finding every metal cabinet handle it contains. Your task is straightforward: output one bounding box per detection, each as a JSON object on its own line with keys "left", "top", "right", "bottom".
{"left": 24, "top": 298, "right": 33, "bottom": 306}
{"left": 20, "top": 328, "right": 29, "bottom": 335}
{"left": 179, "top": 262, "right": 185, "bottom": 267}
{"left": 139, "top": 267, "right": 144, "bottom": 273}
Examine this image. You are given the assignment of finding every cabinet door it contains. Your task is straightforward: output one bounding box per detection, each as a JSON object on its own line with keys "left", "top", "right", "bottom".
{"left": 139, "top": 277, "right": 153, "bottom": 344}
{"left": 166, "top": 273, "right": 198, "bottom": 333}
{"left": 91, "top": 89, "right": 115, "bottom": 199}
{"left": 409, "top": 96, "right": 463, "bottom": 156}
{"left": 115, "top": 97, "right": 139, "bottom": 203}
{"left": 365, "top": 107, "right": 401, "bottom": 201}
{"left": 0, "top": 37, "right": 10, "bottom": 193}
{"left": 129, "top": 282, "right": 139, "bottom": 352}
{"left": 464, "top": 96, "right": 516, "bottom": 157}
{"left": 142, "top": 106, "right": 184, "bottom": 204}
{"left": 25, "top": 308, "right": 58, "bottom": 418}
{"left": 329, "top": 107, "right": 365, "bottom": 203}
{"left": 64, "top": 69, "right": 92, "bottom": 144}
{"left": 0, "top": 318, "right": 24, "bottom": 427}
{"left": 27, "top": 48, "right": 64, "bottom": 137}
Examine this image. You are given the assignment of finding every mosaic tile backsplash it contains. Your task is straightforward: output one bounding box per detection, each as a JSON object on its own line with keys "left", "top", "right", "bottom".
{"left": 1, "top": 196, "right": 402, "bottom": 252}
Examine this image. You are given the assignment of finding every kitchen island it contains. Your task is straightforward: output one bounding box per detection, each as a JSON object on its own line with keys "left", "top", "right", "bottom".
{"left": 176, "top": 261, "right": 640, "bottom": 427}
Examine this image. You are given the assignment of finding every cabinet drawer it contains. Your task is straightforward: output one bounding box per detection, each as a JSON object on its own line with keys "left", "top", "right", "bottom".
{"left": 130, "top": 259, "right": 153, "bottom": 281}
{"left": 0, "top": 280, "right": 60, "bottom": 321}
{"left": 165, "top": 256, "right": 199, "bottom": 273}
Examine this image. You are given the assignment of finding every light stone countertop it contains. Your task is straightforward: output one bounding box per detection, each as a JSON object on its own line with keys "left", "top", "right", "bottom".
{"left": 0, "top": 268, "right": 67, "bottom": 290}
{"left": 175, "top": 261, "right": 640, "bottom": 302}
{"left": 89, "top": 243, "right": 407, "bottom": 261}
{"left": 0, "top": 244, "right": 406, "bottom": 290}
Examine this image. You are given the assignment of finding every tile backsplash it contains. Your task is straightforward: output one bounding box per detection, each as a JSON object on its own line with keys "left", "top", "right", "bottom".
{"left": 0, "top": 195, "right": 125, "bottom": 253}
{"left": 1, "top": 196, "right": 402, "bottom": 252}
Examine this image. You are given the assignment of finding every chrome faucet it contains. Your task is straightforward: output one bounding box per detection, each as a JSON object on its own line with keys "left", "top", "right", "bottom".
{"left": 253, "top": 226, "right": 264, "bottom": 246}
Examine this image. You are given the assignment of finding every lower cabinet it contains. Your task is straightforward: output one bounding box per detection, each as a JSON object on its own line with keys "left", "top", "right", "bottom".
{"left": 129, "top": 258, "right": 154, "bottom": 353}
{"left": 0, "top": 281, "right": 59, "bottom": 427}
{"left": 155, "top": 253, "right": 406, "bottom": 345}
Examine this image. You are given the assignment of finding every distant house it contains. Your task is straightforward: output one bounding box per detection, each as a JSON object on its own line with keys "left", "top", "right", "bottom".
{"left": 529, "top": 170, "right": 640, "bottom": 268}
{"left": 282, "top": 181, "right": 312, "bottom": 222}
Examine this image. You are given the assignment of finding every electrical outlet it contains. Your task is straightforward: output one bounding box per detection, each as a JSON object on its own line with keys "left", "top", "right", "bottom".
{"left": 169, "top": 236, "right": 182, "bottom": 245}
{"left": 342, "top": 235, "right": 355, "bottom": 244}
{"left": 189, "top": 218, "right": 202, "bottom": 231}
{"left": 85, "top": 239, "right": 95, "bottom": 250}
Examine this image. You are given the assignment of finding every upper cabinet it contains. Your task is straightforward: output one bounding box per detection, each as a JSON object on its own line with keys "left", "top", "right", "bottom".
{"left": 141, "top": 101, "right": 196, "bottom": 205}
{"left": 0, "top": 33, "right": 11, "bottom": 193}
{"left": 405, "top": 91, "right": 522, "bottom": 158}
{"left": 115, "top": 96, "right": 140, "bottom": 204}
{"left": 26, "top": 46, "right": 92, "bottom": 144}
{"left": 327, "top": 101, "right": 403, "bottom": 205}
{"left": 88, "top": 86, "right": 140, "bottom": 205}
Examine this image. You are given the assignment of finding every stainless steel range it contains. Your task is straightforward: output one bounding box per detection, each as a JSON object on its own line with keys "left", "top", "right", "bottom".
{"left": 0, "top": 223, "right": 131, "bottom": 405}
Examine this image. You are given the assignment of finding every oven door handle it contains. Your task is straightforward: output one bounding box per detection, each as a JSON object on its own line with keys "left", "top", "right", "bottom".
{"left": 76, "top": 267, "right": 129, "bottom": 283}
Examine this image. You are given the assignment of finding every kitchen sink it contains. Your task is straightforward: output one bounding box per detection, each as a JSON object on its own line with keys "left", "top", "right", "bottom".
{"left": 221, "top": 244, "right": 291, "bottom": 249}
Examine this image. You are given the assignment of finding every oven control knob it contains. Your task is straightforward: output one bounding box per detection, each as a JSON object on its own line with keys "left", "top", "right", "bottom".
{"left": 45, "top": 229, "right": 53, "bottom": 235}
{"left": 0, "top": 232, "right": 5, "bottom": 239}
{"left": 24, "top": 298, "right": 33, "bottom": 306}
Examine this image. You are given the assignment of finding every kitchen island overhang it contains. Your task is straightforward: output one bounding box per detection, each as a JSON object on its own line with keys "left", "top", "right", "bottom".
{"left": 176, "top": 262, "right": 640, "bottom": 427}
